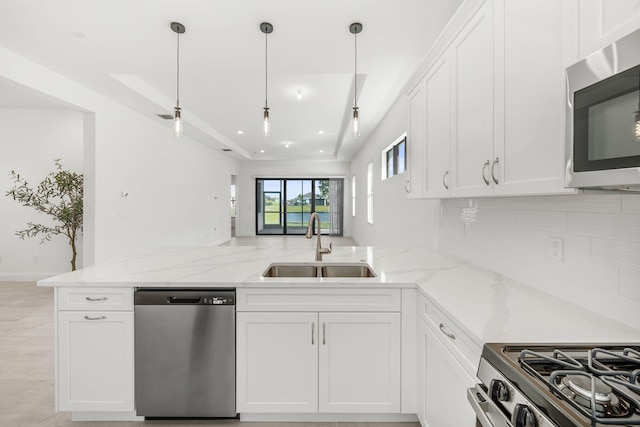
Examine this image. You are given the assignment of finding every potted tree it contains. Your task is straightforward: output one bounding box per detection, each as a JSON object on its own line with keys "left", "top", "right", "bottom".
{"left": 6, "top": 159, "right": 83, "bottom": 271}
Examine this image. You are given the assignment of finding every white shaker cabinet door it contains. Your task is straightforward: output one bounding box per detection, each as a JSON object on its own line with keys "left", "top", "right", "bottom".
{"left": 424, "top": 55, "right": 452, "bottom": 198}
{"left": 493, "top": 0, "right": 575, "bottom": 196}
{"left": 450, "top": 1, "right": 495, "bottom": 197}
{"left": 579, "top": 0, "right": 640, "bottom": 59}
{"left": 407, "top": 80, "right": 427, "bottom": 198}
{"left": 236, "top": 312, "right": 318, "bottom": 413}
{"left": 57, "top": 311, "right": 134, "bottom": 412}
{"left": 421, "top": 319, "right": 477, "bottom": 427}
{"left": 318, "top": 312, "right": 401, "bottom": 413}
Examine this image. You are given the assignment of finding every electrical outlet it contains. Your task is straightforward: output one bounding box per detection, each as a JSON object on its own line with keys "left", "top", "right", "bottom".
{"left": 550, "top": 237, "right": 564, "bottom": 261}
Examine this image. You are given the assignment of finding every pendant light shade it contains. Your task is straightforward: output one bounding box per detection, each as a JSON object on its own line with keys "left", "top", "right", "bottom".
{"left": 350, "top": 22, "right": 363, "bottom": 138}
{"left": 261, "top": 22, "right": 273, "bottom": 138}
{"left": 171, "top": 22, "right": 185, "bottom": 138}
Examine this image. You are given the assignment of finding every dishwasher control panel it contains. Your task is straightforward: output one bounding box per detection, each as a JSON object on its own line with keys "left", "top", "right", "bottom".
{"left": 203, "top": 296, "right": 234, "bottom": 305}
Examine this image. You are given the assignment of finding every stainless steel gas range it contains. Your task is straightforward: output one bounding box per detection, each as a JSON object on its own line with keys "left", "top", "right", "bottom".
{"left": 468, "top": 343, "right": 640, "bottom": 427}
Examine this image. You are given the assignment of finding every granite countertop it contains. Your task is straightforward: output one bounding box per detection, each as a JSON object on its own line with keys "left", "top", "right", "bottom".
{"left": 39, "top": 244, "right": 640, "bottom": 347}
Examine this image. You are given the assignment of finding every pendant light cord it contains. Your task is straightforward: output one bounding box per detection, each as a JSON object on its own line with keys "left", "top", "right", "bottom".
{"left": 354, "top": 30, "right": 358, "bottom": 109}
{"left": 176, "top": 30, "right": 180, "bottom": 109}
{"left": 265, "top": 29, "right": 268, "bottom": 109}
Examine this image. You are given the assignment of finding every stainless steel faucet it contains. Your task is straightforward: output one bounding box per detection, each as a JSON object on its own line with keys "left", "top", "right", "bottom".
{"left": 305, "top": 212, "right": 332, "bottom": 261}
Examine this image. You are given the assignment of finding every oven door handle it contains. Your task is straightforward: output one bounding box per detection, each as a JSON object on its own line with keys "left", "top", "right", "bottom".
{"left": 467, "top": 385, "right": 510, "bottom": 427}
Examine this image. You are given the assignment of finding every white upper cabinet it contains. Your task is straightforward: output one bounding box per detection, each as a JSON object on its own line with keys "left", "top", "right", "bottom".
{"left": 492, "top": 0, "right": 576, "bottom": 196}
{"left": 450, "top": 1, "right": 495, "bottom": 197}
{"left": 424, "top": 56, "right": 452, "bottom": 198}
{"left": 579, "top": 0, "right": 640, "bottom": 58}
{"left": 408, "top": 0, "right": 580, "bottom": 198}
{"left": 407, "top": 80, "right": 426, "bottom": 198}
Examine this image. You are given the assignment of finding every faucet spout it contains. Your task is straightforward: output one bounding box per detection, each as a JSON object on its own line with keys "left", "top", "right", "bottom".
{"left": 305, "top": 212, "right": 332, "bottom": 261}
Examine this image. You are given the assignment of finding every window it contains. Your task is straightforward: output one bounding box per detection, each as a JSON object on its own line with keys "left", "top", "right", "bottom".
{"left": 351, "top": 175, "right": 356, "bottom": 217}
{"left": 367, "top": 162, "right": 373, "bottom": 224}
{"left": 382, "top": 134, "right": 407, "bottom": 179}
{"left": 255, "top": 178, "right": 344, "bottom": 236}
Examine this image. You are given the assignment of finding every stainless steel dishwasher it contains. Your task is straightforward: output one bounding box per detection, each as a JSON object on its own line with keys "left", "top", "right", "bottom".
{"left": 134, "top": 289, "right": 236, "bottom": 418}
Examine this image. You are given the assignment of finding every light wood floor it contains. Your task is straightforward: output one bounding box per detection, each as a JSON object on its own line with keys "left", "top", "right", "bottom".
{"left": 0, "top": 281, "right": 416, "bottom": 427}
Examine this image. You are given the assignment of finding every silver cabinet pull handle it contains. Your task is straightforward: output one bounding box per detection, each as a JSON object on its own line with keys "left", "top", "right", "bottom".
{"left": 439, "top": 323, "right": 456, "bottom": 340}
{"left": 85, "top": 296, "right": 108, "bottom": 302}
{"left": 84, "top": 315, "right": 107, "bottom": 321}
{"left": 311, "top": 322, "right": 315, "bottom": 345}
{"left": 482, "top": 160, "right": 490, "bottom": 186}
{"left": 405, "top": 180, "right": 410, "bottom": 194}
{"left": 322, "top": 322, "right": 326, "bottom": 345}
{"left": 491, "top": 157, "right": 499, "bottom": 185}
{"left": 442, "top": 170, "right": 449, "bottom": 190}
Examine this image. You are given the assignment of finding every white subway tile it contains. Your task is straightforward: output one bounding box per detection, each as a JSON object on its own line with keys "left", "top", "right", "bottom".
{"left": 591, "top": 238, "right": 640, "bottom": 266}
{"left": 547, "top": 194, "right": 621, "bottom": 213}
{"left": 477, "top": 207, "right": 516, "bottom": 227}
{"left": 502, "top": 196, "right": 548, "bottom": 211}
{"left": 621, "top": 195, "right": 640, "bottom": 214}
{"left": 568, "top": 213, "right": 640, "bottom": 242}
{"left": 620, "top": 266, "right": 640, "bottom": 301}
{"left": 545, "top": 258, "right": 619, "bottom": 294}
{"left": 515, "top": 210, "right": 567, "bottom": 233}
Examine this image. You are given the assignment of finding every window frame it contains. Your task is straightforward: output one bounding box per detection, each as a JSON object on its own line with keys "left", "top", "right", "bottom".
{"left": 351, "top": 175, "right": 356, "bottom": 217}
{"left": 367, "top": 162, "right": 374, "bottom": 224}
{"left": 381, "top": 133, "right": 407, "bottom": 180}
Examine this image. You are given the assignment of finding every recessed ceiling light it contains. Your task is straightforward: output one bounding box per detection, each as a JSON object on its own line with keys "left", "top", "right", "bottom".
{"left": 236, "top": 130, "right": 244, "bottom": 135}
{"left": 296, "top": 89, "right": 303, "bottom": 100}
{"left": 319, "top": 150, "right": 324, "bottom": 153}
{"left": 318, "top": 130, "right": 324, "bottom": 135}
{"left": 260, "top": 149, "right": 265, "bottom": 153}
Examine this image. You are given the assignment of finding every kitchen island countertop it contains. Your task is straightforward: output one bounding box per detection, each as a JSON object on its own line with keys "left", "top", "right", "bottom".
{"left": 39, "top": 244, "right": 640, "bottom": 345}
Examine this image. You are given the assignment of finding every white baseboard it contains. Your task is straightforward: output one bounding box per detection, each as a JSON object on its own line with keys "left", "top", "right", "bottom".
{"left": 71, "top": 411, "right": 143, "bottom": 421}
{"left": 239, "top": 412, "right": 419, "bottom": 422}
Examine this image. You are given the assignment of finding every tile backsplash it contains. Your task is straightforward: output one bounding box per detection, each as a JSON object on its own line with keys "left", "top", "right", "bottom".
{"left": 440, "top": 193, "right": 640, "bottom": 330}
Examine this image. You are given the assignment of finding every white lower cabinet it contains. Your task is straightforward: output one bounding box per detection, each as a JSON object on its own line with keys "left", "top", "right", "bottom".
{"left": 417, "top": 319, "right": 477, "bottom": 427}
{"left": 237, "top": 311, "right": 401, "bottom": 413}
{"left": 236, "top": 312, "right": 319, "bottom": 412}
{"left": 57, "top": 311, "right": 135, "bottom": 412}
{"left": 416, "top": 293, "right": 479, "bottom": 427}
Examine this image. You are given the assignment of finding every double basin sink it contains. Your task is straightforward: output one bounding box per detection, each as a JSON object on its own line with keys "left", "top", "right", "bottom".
{"left": 262, "top": 262, "right": 376, "bottom": 278}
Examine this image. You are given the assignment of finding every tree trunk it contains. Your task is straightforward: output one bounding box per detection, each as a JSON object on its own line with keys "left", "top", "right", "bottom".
{"left": 70, "top": 234, "right": 77, "bottom": 271}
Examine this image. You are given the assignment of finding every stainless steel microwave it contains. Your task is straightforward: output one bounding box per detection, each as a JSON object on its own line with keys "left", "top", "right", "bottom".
{"left": 566, "top": 27, "right": 640, "bottom": 191}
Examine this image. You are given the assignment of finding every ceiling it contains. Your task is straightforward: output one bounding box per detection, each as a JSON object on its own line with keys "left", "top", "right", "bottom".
{"left": 0, "top": 0, "right": 463, "bottom": 161}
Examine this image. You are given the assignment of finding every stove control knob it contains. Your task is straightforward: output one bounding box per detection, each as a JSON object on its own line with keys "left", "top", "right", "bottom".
{"left": 489, "top": 379, "right": 510, "bottom": 402}
{"left": 513, "top": 404, "right": 537, "bottom": 427}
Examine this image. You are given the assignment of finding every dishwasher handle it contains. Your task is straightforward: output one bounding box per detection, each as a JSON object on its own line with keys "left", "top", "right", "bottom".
{"left": 167, "top": 296, "right": 202, "bottom": 304}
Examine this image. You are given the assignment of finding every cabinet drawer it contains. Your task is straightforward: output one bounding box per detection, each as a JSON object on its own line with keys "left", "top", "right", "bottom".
{"left": 237, "top": 288, "right": 401, "bottom": 312}
{"left": 418, "top": 293, "right": 481, "bottom": 371}
{"left": 57, "top": 287, "right": 134, "bottom": 311}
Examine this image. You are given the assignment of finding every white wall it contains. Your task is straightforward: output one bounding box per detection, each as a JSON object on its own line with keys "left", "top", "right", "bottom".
{"left": 237, "top": 160, "right": 350, "bottom": 237}
{"left": 0, "top": 109, "right": 84, "bottom": 279}
{"left": 440, "top": 194, "right": 640, "bottom": 330}
{"left": 350, "top": 96, "right": 440, "bottom": 247}
{"left": 0, "top": 47, "right": 239, "bottom": 271}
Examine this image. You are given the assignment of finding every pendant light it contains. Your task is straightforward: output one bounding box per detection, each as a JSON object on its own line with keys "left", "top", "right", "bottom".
{"left": 261, "top": 22, "right": 273, "bottom": 137}
{"left": 350, "top": 22, "right": 363, "bottom": 137}
{"left": 171, "top": 22, "right": 185, "bottom": 138}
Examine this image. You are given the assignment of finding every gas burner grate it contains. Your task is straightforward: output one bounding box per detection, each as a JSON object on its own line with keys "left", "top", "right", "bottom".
{"left": 548, "top": 370, "right": 640, "bottom": 424}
